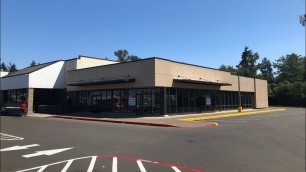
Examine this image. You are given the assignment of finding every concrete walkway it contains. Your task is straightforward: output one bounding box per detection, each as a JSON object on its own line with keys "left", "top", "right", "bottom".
{"left": 27, "top": 107, "right": 285, "bottom": 128}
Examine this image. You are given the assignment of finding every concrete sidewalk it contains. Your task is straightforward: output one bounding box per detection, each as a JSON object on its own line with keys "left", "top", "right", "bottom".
{"left": 27, "top": 107, "right": 284, "bottom": 128}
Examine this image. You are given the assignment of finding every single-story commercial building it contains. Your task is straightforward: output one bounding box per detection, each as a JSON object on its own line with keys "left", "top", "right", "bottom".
{"left": 0, "top": 56, "right": 268, "bottom": 115}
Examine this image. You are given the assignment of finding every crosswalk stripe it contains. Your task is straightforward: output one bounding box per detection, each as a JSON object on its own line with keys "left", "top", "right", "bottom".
{"left": 61, "top": 160, "right": 73, "bottom": 172}
{"left": 112, "top": 157, "right": 118, "bottom": 172}
{"left": 172, "top": 166, "right": 182, "bottom": 172}
{"left": 137, "top": 160, "right": 147, "bottom": 172}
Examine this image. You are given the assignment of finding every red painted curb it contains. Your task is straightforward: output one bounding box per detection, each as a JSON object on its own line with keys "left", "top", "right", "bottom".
{"left": 48, "top": 115, "right": 180, "bottom": 128}
{"left": 202, "top": 122, "right": 219, "bottom": 127}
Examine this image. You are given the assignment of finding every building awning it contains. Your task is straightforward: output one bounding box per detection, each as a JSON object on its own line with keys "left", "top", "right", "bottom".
{"left": 67, "top": 78, "right": 135, "bottom": 86}
{"left": 173, "top": 79, "right": 231, "bottom": 86}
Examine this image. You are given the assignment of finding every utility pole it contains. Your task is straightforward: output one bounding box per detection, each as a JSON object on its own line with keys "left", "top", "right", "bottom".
{"left": 236, "top": 65, "right": 242, "bottom": 112}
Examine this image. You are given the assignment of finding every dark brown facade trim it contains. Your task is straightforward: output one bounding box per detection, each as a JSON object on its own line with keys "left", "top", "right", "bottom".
{"left": 173, "top": 79, "right": 232, "bottom": 86}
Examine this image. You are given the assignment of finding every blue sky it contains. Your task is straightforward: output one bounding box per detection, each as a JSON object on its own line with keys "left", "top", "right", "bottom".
{"left": 1, "top": 0, "right": 305, "bottom": 70}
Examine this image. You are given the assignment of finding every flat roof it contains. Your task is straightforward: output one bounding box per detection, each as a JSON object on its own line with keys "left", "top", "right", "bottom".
{"left": 67, "top": 57, "right": 229, "bottom": 73}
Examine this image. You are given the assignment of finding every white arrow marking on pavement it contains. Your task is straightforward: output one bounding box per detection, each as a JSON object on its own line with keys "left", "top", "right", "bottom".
{"left": 22, "top": 147, "right": 73, "bottom": 158}
{"left": 0, "top": 144, "right": 40, "bottom": 152}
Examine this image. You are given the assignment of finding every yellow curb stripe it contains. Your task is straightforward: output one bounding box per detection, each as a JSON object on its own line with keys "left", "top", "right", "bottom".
{"left": 180, "top": 108, "right": 286, "bottom": 121}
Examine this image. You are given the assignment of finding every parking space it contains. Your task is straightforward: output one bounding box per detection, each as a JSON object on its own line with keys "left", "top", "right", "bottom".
{"left": 1, "top": 107, "right": 304, "bottom": 172}
{"left": 16, "top": 155, "right": 204, "bottom": 172}
{"left": 1, "top": 132, "right": 205, "bottom": 172}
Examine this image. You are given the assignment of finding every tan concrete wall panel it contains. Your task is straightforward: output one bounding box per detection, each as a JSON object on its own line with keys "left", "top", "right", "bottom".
{"left": 155, "top": 59, "right": 255, "bottom": 92}
{"left": 77, "top": 56, "right": 118, "bottom": 69}
{"left": 67, "top": 59, "right": 155, "bottom": 91}
{"left": 255, "top": 79, "right": 268, "bottom": 108}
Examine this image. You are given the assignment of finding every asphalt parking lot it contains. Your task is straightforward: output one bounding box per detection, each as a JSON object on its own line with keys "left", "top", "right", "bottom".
{"left": 1, "top": 107, "right": 305, "bottom": 172}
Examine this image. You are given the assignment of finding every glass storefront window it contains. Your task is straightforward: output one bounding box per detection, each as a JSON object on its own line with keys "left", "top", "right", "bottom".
{"left": 183, "top": 89, "right": 189, "bottom": 112}
{"left": 143, "top": 89, "right": 152, "bottom": 114}
{"left": 170, "top": 88, "right": 177, "bottom": 113}
{"left": 10, "top": 90, "right": 17, "bottom": 103}
{"left": 113, "top": 90, "right": 121, "bottom": 112}
{"left": 92, "top": 91, "right": 102, "bottom": 112}
{"left": 75, "top": 88, "right": 254, "bottom": 115}
{"left": 4, "top": 89, "right": 27, "bottom": 104}
{"left": 177, "top": 89, "right": 184, "bottom": 113}
{"left": 189, "top": 89, "right": 195, "bottom": 112}
{"left": 128, "top": 89, "right": 137, "bottom": 113}
{"left": 121, "top": 90, "right": 128, "bottom": 113}
{"left": 152, "top": 88, "right": 161, "bottom": 114}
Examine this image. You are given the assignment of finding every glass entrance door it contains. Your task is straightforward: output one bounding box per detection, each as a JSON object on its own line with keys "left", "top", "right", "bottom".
{"left": 135, "top": 92, "right": 143, "bottom": 115}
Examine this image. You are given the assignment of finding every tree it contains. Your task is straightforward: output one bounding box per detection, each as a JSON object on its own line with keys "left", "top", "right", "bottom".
{"left": 114, "top": 49, "right": 129, "bottom": 62}
{"left": 219, "top": 64, "right": 237, "bottom": 73}
{"left": 7, "top": 62, "right": 17, "bottom": 72}
{"left": 258, "top": 57, "right": 273, "bottom": 83}
{"left": 300, "top": 14, "right": 306, "bottom": 26}
{"left": 0, "top": 62, "right": 8, "bottom": 71}
{"left": 238, "top": 46, "right": 259, "bottom": 78}
{"left": 304, "top": 56, "right": 306, "bottom": 81}
{"left": 273, "top": 53, "right": 304, "bottom": 83}
{"left": 114, "top": 49, "right": 141, "bottom": 62}
{"left": 30, "top": 60, "right": 37, "bottom": 67}
{"left": 269, "top": 81, "right": 306, "bottom": 106}
{"left": 127, "top": 55, "right": 140, "bottom": 61}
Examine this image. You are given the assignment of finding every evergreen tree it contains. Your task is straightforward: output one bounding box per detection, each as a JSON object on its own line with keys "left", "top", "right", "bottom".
{"left": 30, "top": 60, "right": 37, "bottom": 66}
{"left": 7, "top": 62, "right": 17, "bottom": 72}
{"left": 238, "top": 46, "right": 259, "bottom": 78}
{"left": 0, "top": 62, "right": 8, "bottom": 71}
{"left": 258, "top": 57, "right": 273, "bottom": 83}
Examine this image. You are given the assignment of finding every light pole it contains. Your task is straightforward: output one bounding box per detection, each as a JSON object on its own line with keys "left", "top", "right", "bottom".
{"left": 236, "top": 65, "right": 242, "bottom": 112}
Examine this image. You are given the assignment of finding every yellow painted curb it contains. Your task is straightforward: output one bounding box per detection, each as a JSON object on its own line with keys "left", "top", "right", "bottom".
{"left": 180, "top": 108, "right": 286, "bottom": 121}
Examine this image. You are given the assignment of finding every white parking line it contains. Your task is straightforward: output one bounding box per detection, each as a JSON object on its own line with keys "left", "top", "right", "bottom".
{"left": 16, "top": 156, "right": 97, "bottom": 172}
{"left": 0, "top": 133, "right": 24, "bottom": 140}
{"left": 37, "top": 165, "right": 48, "bottom": 172}
{"left": 172, "top": 166, "right": 182, "bottom": 172}
{"left": 17, "top": 155, "right": 203, "bottom": 172}
{"left": 137, "top": 160, "right": 147, "bottom": 172}
{"left": 87, "top": 156, "right": 97, "bottom": 172}
{"left": 61, "top": 160, "right": 73, "bottom": 172}
{"left": 112, "top": 157, "right": 118, "bottom": 172}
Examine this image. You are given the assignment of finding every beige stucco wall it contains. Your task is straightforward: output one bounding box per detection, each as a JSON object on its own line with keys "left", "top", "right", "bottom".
{"left": 155, "top": 59, "right": 254, "bottom": 92}
{"left": 76, "top": 56, "right": 118, "bottom": 69}
{"left": 66, "top": 58, "right": 268, "bottom": 108}
{"left": 66, "top": 59, "right": 155, "bottom": 91}
{"left": 254, "top": 79, "right": 268, "bottom": 108}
